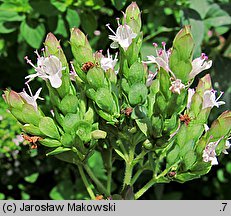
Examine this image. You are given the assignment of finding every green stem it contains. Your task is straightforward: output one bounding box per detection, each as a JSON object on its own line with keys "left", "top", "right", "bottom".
{"left": 123, "top": 146, "right": 135, "bottom": 188}
{"left": 132, "top": 150, "right": 147, "bottom": 166}
{"left": 77, "top": 165, "right": 95, "bottom": 200}
{"left": 134, "top": 178, "right": 156, "bottom": 200}
{"left": 106, "top": 148, "right": 113, "bottom": 194}
{"left": 84, "top": 164, "right": 110, "bottom": 197}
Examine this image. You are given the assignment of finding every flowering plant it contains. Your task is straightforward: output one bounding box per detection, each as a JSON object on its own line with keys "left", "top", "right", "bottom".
{"left": 3, "top": 2, "right": 231, "bottom": 200}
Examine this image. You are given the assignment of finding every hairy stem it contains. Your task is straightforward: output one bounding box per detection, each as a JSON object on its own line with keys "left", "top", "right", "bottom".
{"left": 106, "top": 148, "right": 113, "bottom": 194}
{"left": 123, "top": 146, "right": 135, "bottom": 188}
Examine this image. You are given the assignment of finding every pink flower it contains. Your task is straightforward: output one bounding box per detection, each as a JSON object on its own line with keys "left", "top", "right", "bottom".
{"left": 202, "top": 89, "right": 225, "bottom": 109}
{"left": 189, "top": 53, "right": 212, "bottom": 79}
{"left": 25, "top": 50, "right": 65, "bottom": 88}
{"left": 169, "top": 79, "right": 185, "bottom": 94}
{"left": 202, "top": 138, "right": 222, "bottom": 165}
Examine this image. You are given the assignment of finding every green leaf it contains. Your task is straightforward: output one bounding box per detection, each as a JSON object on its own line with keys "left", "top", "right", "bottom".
{"left": 39, "top": 138, "right": 61, "bottom": 147}
{"left": 128, "top": 83, "right": 148, "bottom": 106}
{"left": 95, "top": 88, "right": 116, "bottom": 114}
{"left": 0, "top": 193, "right": 5, "bottom": 200}
{"left": 226, "top": 162, "right": 231, "bottom": 174}
{"left": 63, "top": 113, "right": 79, "bottom": 133}
{"left": 59, "top": 94, "right": 78, "bottom": 115}
{"left": 0, "top": 22, "right": 16, "bottom": 34}
{"left": 80, "top": 11, "right": 97, "bottom": 35}
{"left": 76, "top": 121, "right": 92, "bottom": 143}
{"left": 66, "top": 9, "right": 80, "bottom": 28}
{"left": 54, "top": 14, "right": 68, "bottom": 37}
{"left": 50, "top": 0, "right": 73, "bottom": 12}
{"left": 49, "top": 180, "right": 75, "bottom": 200}
{"left": 204, "top": 4, "right": 231, "bottom": 28}
{"left": 175, "top": 172, "right": 199, "bottom": 183}
{"left": 87, "top": 68, "right": 105, "bottom": 90}
{"left": 22, "top": 124, "right": 43, "bottom": 136}
{"left": 88, "top": 151, "right": 107, "bottom": 180}
{"left": 24, "top": 173, "right": 39, "bottom": 183}
{"left": 61, "top": 133, "right": 74, "bottom": 147}
{"left": 20, "top": 20, "right": 45, "bottom": 49}
{"left": 189, "top": 0, "right": 210, "bottom": 19}
{"left": 111, "top": 0, "right": 126, "bottom": 10}
{"left": 0, "top": 10, "right": 25, "bottom": 22}
{"left": 166, "top": 145, "right": 180, "bottom": 167}
{"left": 127, "top": 62, "right": 144, "bottom": 85}
{"left": 183, "top": 150, "right": 196, "bottom": 170}
{"left": 22, "top": 104, "right": 42, "bottom": 126}
{"left": 39, "top": 117, "right": 60, "bottom": 140}
{"left": 46, "top": 146, "right": 71, "bottom": 156}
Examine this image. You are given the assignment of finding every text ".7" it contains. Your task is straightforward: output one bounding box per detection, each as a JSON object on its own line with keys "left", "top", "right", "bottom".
{"left": 221, "top": 203, "right": 228, "bottom": 212}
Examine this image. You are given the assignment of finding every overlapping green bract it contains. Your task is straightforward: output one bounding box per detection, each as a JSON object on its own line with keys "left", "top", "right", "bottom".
{"left": 3, "top": 2, "right": 231, "bottom": 198}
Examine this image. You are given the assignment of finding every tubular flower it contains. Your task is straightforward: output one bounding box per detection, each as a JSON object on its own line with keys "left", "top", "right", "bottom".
{"left": 202, "top": 89, "right": 225, "bottom": 109}
{"left": 169, "top": 79, "right": 185, "bottom": 94}
{"left": 19, "top": 84, "right": 44, "bottom": 111}
{"left": 106, "top": 18, "right": 137, "bottom": 51}
{"left": 143, "top": 42, "right": 172, "bottom": 73}
{"left": 189, "top": 53, "right": 212, "bottom": 79}
{"left": 25, "top": 50, "right": 66, "bottom": 88}
{"left": 202, "top": 138, "right": 222, "bottom": 165}
{"left": 100, "top": 49, "right": 118, "bottom": 73}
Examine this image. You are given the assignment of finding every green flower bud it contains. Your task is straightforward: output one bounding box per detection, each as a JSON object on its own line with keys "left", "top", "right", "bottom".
{"left": 91, "top": 130, "right": 107, "bottom": 140}
{"left": 143, "top": 139, "right": 153, "bottom": 150}
{"left": 125, "top": 2, "right": 141, "bottom": 33}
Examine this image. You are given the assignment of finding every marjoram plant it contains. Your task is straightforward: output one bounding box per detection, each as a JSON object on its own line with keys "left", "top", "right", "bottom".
{"left": 3, "top": 2, "right": 231, "bottom": 200}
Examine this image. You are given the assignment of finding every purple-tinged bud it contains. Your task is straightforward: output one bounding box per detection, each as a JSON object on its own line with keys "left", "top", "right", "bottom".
{"left": 44, "top": 33, "right": 68, "bottom": 67}
{"left": 125, "top": 2, "right": 141, "bottom": 33}
{"left": 3, "top": 90, "right": 24, "bottom": 109}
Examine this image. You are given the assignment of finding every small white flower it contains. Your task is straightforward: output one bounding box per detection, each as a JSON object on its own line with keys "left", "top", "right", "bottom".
{"left": 100, "top": 49, "right": 118, "bottom": 72}
{"left": 202, "top": 138, "right": 222, "bottom": 165}
{"left": 169, "top": 79, "right": 185, "bottom": 94}
{"left": 146, "top": 71, "right": 157, "bottom": 87}
{"left": 19, "top": 84, "right": 44, "bottom": 111}
{"left": 0, "top": 115, "right": 3, "bottom": 121}
{"left": 202, "top": 89, "right": 225, "bottom": 109}
{"left": 143, "top": 42, "right": 172, "bottom": 73}
{"left": 25, "top": 50, "right": 65, "bottom": 88}
{"left": 186, "top": 88, "right": 195, "bottom": 109}
{"left": 189, "top": 53, "right": 212, "bottom": 79}
{"left": 222, "top": 139, "right": 231, "bottom": 154}
{"left": 106, "top": 19, "right": 137, "bottom": 51}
